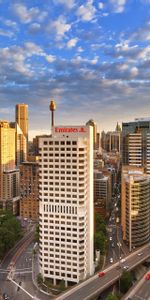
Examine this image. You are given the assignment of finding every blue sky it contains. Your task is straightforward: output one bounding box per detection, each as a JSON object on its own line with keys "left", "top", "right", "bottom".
{"left": 0, "top": 0, "right": 150, "bottom": 139}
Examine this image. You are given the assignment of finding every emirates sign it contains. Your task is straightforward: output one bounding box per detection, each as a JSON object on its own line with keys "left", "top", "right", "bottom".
{"left": 55, "top": 127, "right": 86, "bottom": 133}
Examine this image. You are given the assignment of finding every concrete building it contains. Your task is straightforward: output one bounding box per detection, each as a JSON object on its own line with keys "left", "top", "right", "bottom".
{"left": 122, "top": 118, "right": 150, "bottom": 173}
{"left": 121, "top": 166, "right": 150, "bottom": 251}
{"left": 0, "top": 121, "right": 20, "bottom": 213}
{"left": 86, "top": 119, "right": 97, "bottom": 150}
{"left": 16, "top": 104, "right": 28, "bottom": 165}
{"left": 20, "top": 160, "right": 39, "bottom": 220}
{"left": 94, "top": 170, "right": 111, "bottom": 217}
{"left": 39, "top": 125, "right": 94, "bottom": 287}
{"left": 101, "top": 131, "right": 121, "bottom": 153}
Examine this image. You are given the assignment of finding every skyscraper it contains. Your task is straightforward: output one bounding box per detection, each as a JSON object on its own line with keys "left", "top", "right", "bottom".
{"left": 20, "top": 160, "right": 39, "bottom": 220}
{"left": 121, "top": 166, "right": 150, "bottom": 251}
{"left": 122, "top": 118, "right": 150, "bottom": 173}
{"left": 0, "top": 121, "right": 20, "bottom": 213}
{"left": 16, "top": 104, "right": 28, "bottom": 165}
{"left": 39, "top": 125, "right": 94, "bottom": 287}
{"left": 86, "top": 119, "right": 97, "bottom": 150}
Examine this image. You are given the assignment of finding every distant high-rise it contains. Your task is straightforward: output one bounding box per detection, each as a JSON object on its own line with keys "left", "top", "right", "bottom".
{"left": 20, "top": 160, "right": 39, "bottom": 220}
{"left": 121, "top": 166, "right": 150, "bottom": 251}
{"left": 16, "top": 104, "right": 28, "bottom": 165}
{"left": 86, "top": 119, "right": 97, "bottom": 150}
{"left": 101, "top": 124, "right": 121, "bottom": 154}
{"left": 0, "top": 121, "right": 20, "bottom": 213}
{"left": 39, "top": 125, "right": 94, "bottom": 287}
{"left": 122, "top": 118, "right": 150, "bottom": 173}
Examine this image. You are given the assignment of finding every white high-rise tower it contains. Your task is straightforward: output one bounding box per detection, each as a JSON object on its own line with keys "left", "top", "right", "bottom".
{"left": 39, "top": 125, "right": 94, "bottom": 287}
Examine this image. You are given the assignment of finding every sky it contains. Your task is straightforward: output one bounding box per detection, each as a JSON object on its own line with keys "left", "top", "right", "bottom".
{"left": 0, "top": 0, "right": 150, "bottom": 140}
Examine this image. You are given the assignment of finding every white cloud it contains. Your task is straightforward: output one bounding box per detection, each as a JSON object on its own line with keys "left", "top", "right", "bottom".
{"left": 67, "top": 38, "right": 78, "bottom": 48}
{"left": 46, "top": 55, "right": 56, "bottom": 63}
{"left": 130, "top": 67, "right": 138, "bottom": 77}
{"left": 0, "top": 29, "right": 14, "bottom": 38}
{"left": 77, "top": 46, "right": 84, "bottom": 52}
{"left": 49, "top": 16, "right": 71, "bottom": 39}
{"left": 109, "top": 0, "right": 127, "bottom": 13}
{"left": 13, "top": 3, "right": 47, "bottom": 24}
{"left": 99, "top": 2, "right": 104, "bottom": 9}
{"left": 77, "top": 0, "right": 96, "bottom": 21}
{"left": 138, "top": 45, "right": 150, "bottom": 60}
{"left": 53, "top": 0, "right": 75, "bottom": 9}
{"left": 24, "top": 42, "right": 44, "bottom": 56}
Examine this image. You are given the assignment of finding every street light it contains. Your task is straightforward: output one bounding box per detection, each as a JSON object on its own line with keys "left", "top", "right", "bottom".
{"left": 117, "top": 242, "right": 122, "bottom": 295}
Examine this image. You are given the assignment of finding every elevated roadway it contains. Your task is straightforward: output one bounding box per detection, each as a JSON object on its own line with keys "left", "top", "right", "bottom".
{"left": 57, "top": 243, "right": 150, "bottom": 300}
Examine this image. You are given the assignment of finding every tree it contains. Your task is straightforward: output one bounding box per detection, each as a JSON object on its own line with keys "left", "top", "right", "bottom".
{"left": 95, "top": 213, "right": 106, "bottom": 234}
{"left": 94, "top": 232, "right": 106, "bottom": 254}
{"left": 34, "top": 225, "right": 39, "bottom": 243}
{"left": 59, "top": 279, "right": 66, "bottom": 291}
{"left": 106, "top": 294, "right": 119, "bottom": 300}
{"left": 37, "top": 273, "right": 43, "bottom": 285}
{"left": 0, "top": 210, "right": 22, "bottom": 258}
{"left": 120, "top": 271, "right": 133, "bottom": 294}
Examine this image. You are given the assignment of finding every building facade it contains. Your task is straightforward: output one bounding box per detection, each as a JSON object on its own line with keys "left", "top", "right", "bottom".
{"left": 0, "top": 121, "right": 19, "bottom": 213}
{"left": 16, "top": 104, "right": 28, "bottom": 165}
{"left": 121, "top": 166, "right": 150, "bottom": 251}
{"left": 20, "top": 161, "right": 39, "bottom": 220}
{"left": 122, "top": 118, "right": 150, "bottom": 173}
{"left": 39, "top": 125, "right": 94, "bottom": 286}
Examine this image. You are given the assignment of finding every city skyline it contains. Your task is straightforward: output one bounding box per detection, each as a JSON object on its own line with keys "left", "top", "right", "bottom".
{"left": 0, "top": 1, "right": 150, "bottom": 139}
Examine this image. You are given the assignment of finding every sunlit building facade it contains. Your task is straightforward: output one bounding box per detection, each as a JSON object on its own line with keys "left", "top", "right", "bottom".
{"left": 121, "top": 166, "right": 150, "bottom": 251}
{"left": 39, "top": 125, "right": 94, "bottom": 286}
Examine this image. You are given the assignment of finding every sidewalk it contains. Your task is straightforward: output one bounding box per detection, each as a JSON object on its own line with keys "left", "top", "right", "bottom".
{"left": 32, "top": 250, "right": 52, "bottom": 297}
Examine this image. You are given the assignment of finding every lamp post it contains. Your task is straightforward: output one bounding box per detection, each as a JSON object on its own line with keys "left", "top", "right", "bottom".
{"left": 118, "top": 242, "right": 122, "bottom": 295}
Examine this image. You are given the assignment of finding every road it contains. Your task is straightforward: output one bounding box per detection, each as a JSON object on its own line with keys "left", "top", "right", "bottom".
{"left": 0, "top": 232, "right": 51, "bottom": 300}
{"left": 106, "top": 197, "right": 129, "bottom": 266}
{"left": 124, "top": 269, "right": 150, "bottom": 300}
{"left": 57, "top": 243, "right": 150, "bottom": 300}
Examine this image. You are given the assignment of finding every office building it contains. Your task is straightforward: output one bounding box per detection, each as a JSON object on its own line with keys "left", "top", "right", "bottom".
{"left": 20, "top": 160, "right": 39, "bottom": 220}
{"left": 39, "top": 125, "right": 94, "bottom": 287}
{"left": 0, "top": 121, "right": 20, "bottom": 213}
{"left": 122, "top": 118, "right": 150, "bottom": 173}
{"left": 16, "top": 104, "right": 28, "bottom": 165}
{"left": 86, "top": 119, "right": 97, "bottom": 150}
{"left": 94, "top": 170, "right": 111, "bottom": 214}
{"left": 121, "top": 166, "right": 150, "bottom": 251}
{"left": 101, "top": 130, "right": 121, "bottom": 153}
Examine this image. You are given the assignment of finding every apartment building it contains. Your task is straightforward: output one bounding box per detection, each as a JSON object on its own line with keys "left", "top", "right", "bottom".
{"left": 20, "top": 160, "right": 39, "bottom": 220}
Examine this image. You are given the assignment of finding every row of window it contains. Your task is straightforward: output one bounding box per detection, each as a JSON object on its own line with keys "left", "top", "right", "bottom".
{"left": 43, "top": 204, "right": 78, "bottom": 214}
{"left": 43, "top": 141, "right": 77, "bottom": 146}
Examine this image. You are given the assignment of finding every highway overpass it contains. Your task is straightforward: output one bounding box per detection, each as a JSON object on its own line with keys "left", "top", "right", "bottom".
{"left": 57, "top": 243, "right": 150, "bottom": 300}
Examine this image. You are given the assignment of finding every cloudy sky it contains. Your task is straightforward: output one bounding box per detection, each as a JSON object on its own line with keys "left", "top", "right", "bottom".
{"left": 0, "top": 0, "right": 150, "bottom": 139}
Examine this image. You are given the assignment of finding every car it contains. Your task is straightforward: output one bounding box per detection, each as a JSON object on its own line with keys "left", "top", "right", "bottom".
{"left": 123, "top": 265, "right": 129, "bottom": 270}
{"left": 137, "top": 252, "right": 143, "bottom": 256}
{"left": 3, "top": 294, "right": 9, "bottom": 300}
{"left": 120, "top": 258, "right": 126, "bottom": 263}
{"left": 112, "top": 242, "right": 115, "bottom": 248}
{"left": 110, "top": 258, "right": 113, "bottom": 263}
{"left": 98, "top": 271, "right": 105, "bottom": 277}
{"left": 145, "top": 273, "right": 150, "bottom": 280}
{"left": 109, "top": 237, "right": 112, "bottom": 241}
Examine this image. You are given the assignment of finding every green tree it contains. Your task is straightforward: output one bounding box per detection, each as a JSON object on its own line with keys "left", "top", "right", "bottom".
{"left": 94, "top": 232, "right": 106, "bottom": 254}
{"left": 120, "top": 271, "right": 133, "bottom": 294}
{"left": 106, "top": 294, "right": 119, "bottom": 300}
{"left": 34, "top": 225, "right": 39, "bottom": 242}
{"left": 0, "top": 210, "right": 22, "bottom": 258}
{"left": 37, "top": 273, "right": 43, "bottom": 285}
{"left": 59, "top": 279, "right": 66, "bottom": 291}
